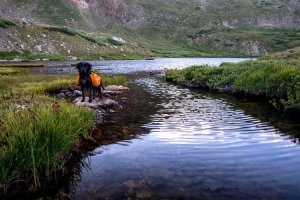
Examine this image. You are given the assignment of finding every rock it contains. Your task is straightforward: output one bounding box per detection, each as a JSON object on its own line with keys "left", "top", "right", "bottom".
{"left": 73, "top": 97, "right": 118, "bottom": 109}
{"left": 34, "top": 45, "right": 42, "bottom": 52}
{"left": 93, "top": 108, "right": 106, "bottom": 124}
{"left": 123, "top": 180, "right": 136, "bottom": 188}
{"left": 136, "top": 188, "right": 152, "bottom": 199}
{"left": 102, "top": 90, "right": 121, "bottom": 95}
{"left": 105, "top": 85, "right": 130, "bottom": 91}
{"left": 19, "top": 44, "right": 25, "bottom": 50}
{"left": 56, "top": 92, "right": 66, "bottom": 99}
{"left": 74, "top": 90, "right": 82, "bottom": 96}
{"left": 201, "top": 179, "right": 223, "bottom": 192}
{"left": 67, "top": 56, "right": 77, "bottom": 61}
{"left": 112, "top": 36, "right": 125, "bottom": 42}
{"left": 22, "top": 18, "right": 31, "bottom": 26}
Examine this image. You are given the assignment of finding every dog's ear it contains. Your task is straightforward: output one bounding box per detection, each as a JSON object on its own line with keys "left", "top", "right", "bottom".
{"left": 87, "top": 62, "right": 92, "bottom": 73}
{"left": 76, "top": 62, "right": 82, "bottom": 69}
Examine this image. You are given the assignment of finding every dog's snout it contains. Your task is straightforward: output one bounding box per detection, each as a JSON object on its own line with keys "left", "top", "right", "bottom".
{"left": 80, "top": 79, "right": 86, "bottom": 85}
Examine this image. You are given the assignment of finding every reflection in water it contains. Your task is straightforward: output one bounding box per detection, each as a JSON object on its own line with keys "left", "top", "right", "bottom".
{"left": 70, "top": 73, "right": 300, "bottom": 200}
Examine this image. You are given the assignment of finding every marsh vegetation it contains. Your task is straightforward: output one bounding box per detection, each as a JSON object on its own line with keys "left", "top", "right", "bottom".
{"left": 165, "top": 47, "right": 300, "bottom": 112}
{"left": 0, "top": 66, "right": 126, "bottom": 196}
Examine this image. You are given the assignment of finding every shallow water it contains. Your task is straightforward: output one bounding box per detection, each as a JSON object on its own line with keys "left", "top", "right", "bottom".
{"left": 70, "top": 71, "right": 300, "bottom": 200}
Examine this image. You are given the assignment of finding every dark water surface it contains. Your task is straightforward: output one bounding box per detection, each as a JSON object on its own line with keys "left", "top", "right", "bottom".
{"left": 29, "top": 58, "right": 300, "bottom": 199}
{"left": 70, "top": 72, "right": 300, "bottom": 199}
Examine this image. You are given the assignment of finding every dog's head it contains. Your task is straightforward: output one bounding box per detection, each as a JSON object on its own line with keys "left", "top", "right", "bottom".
{"left": 76, "top": 62, "right": 92, "bottom": 85}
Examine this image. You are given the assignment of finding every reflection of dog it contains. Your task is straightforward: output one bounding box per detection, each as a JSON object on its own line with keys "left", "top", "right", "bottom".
{"left": 76, "top": 62, "right": 104, "bottom": 102}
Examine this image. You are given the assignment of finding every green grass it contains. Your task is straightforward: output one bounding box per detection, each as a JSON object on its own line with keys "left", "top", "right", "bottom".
{"left": 165, "top": 57, "right": 300, "bottom": 111}
{"left": 0, "top": 67, "right": 28, "bottom": 76}
{"left": 0, "top": 63, "right": 44, "bottom": 68}
{"left": 43, "top": 25, "right": 76, "bottom": 36}
{"left": 0, "top": 17, "right": 17, "bottom": 28}
{"left": 0, "top": 97, "right": 94, "bottom": 191}
{"left": 0, "top": 71, "right": 127, "bottom": 194}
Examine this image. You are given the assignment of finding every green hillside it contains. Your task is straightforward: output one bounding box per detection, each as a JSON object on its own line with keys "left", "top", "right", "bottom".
{"left": 0, "top": 0, "right": 299, "bottom": 58}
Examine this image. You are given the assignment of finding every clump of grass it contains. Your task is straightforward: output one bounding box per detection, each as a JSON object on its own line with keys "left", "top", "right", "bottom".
{"left": 0, "top": 67, "right": 28, "bottom": 76}
{"left": 0, "top": 63, "right": 44, "bottom": 68}
{"left": 22, "top": 79, "right": 75, "bottom": 94}
{"left": 0, "top": 17, "right": 17, "bottom": 28}
{"left": 101, "top": 74, "right": 126, "bottom": 86}
{"left": 76, "top": 31, "right": 108, "bottom": 46}
{"left": 43, "top": 25, "right": 76, "bottom": 36}
{"left": 0, "top": 97, "right": 93, "bottom": 191}
{"left": 0, "top": 51, "right": 22, "bottom": 60}
{"left": 0, "top": 70, "right": 128, "bottom": 193}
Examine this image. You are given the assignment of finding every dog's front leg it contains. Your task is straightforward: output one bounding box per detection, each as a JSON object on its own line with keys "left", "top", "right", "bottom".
{"left": 81, "top": 86, "right": 85, "bottom": 102}
{"left": 88, "top": 86, "right": 93, "bottom": 103}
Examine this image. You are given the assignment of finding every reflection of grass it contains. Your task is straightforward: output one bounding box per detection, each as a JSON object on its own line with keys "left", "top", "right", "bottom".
{"left": 0, "top": 71, "right": 127, "bottom": 193}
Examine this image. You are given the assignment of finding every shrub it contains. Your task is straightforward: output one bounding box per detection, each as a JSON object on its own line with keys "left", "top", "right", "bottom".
{"left": 165, "top": 60, "right": 300, "bottom": 111}
{"left": 43, "top": 26, "right": 76, "bottom": 36}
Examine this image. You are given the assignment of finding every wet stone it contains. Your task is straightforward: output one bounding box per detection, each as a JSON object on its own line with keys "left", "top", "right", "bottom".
{"left": 136, "top": 188, "right": 152, "bottom": 199}
{"left": 201, "top": 179, "right": 224, "bottom": 192}
{"left": 94, "top": 182, "right": 126, "bottom": 199}
{"left": 123, "top": 180, "right": 135, "bottom": 188}
{"left": 56, "top": 92, "right": 66, "bottom": 99}
{"left": 105, "top": 85, "right": 130, "bottom": 91}
{"left": 73, "top": 97, "right": 118, "bottom": 109}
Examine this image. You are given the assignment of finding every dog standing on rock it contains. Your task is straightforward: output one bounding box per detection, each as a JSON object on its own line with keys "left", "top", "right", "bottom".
{"left": 76, "top": 62, "right": 104, "bottom": 102}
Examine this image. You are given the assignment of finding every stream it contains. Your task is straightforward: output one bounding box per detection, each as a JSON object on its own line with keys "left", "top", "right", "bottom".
{"left": 30, "top": 58, "right": 300, "bottom": 199}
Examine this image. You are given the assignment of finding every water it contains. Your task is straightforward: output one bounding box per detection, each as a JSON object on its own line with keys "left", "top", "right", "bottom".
{"left": 28, "top": 58, "right": 300, "bottom": 199}
{"left": 70, "top": 75, "right": 300, "bottom": 199}
{"left": 31, "top": 57, "right": 253, "bottom": 74}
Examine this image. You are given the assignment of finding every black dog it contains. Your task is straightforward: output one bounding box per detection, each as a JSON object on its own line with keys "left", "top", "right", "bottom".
{"left": 76, "top": 62, "right": 104, "bottom": 102}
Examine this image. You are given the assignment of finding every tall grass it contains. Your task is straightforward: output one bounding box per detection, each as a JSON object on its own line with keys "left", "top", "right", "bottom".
{"left": 0, "top": 98, "right": 93, "bottom": 192}
{"left": 101, "top": 74, "right": 126, "bottom": 86}
{"left": 0, "top": 71, "right": 127, "bottom": 193}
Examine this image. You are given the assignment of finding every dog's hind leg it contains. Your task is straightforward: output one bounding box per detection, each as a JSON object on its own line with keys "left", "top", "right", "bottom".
{"left": 92, "top": 87, "right": 96, "bottom": 100}
{"left": 97, "top": 86, "right": 103, "bottom": 98}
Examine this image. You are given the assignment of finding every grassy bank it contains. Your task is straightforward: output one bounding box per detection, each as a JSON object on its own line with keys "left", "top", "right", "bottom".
{"left": 165, "top": 48, "right": 300, "bottom": 112}
{"left": 0, "top": 68, "right": 126, "bottom": 195}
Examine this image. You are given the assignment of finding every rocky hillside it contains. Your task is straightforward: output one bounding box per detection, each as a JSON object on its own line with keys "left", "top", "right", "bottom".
{"left": 0, "top": 0, "right": 300, "bottom": 58}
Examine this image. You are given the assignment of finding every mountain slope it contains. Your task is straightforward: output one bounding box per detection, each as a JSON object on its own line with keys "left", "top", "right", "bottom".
{"left": 0, "top": 0, "right": 300, "bottom": 57}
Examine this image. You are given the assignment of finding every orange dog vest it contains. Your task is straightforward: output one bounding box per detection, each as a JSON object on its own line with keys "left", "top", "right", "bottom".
{"left": 76, "top": 73, "right": 102, "bottom": 87}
